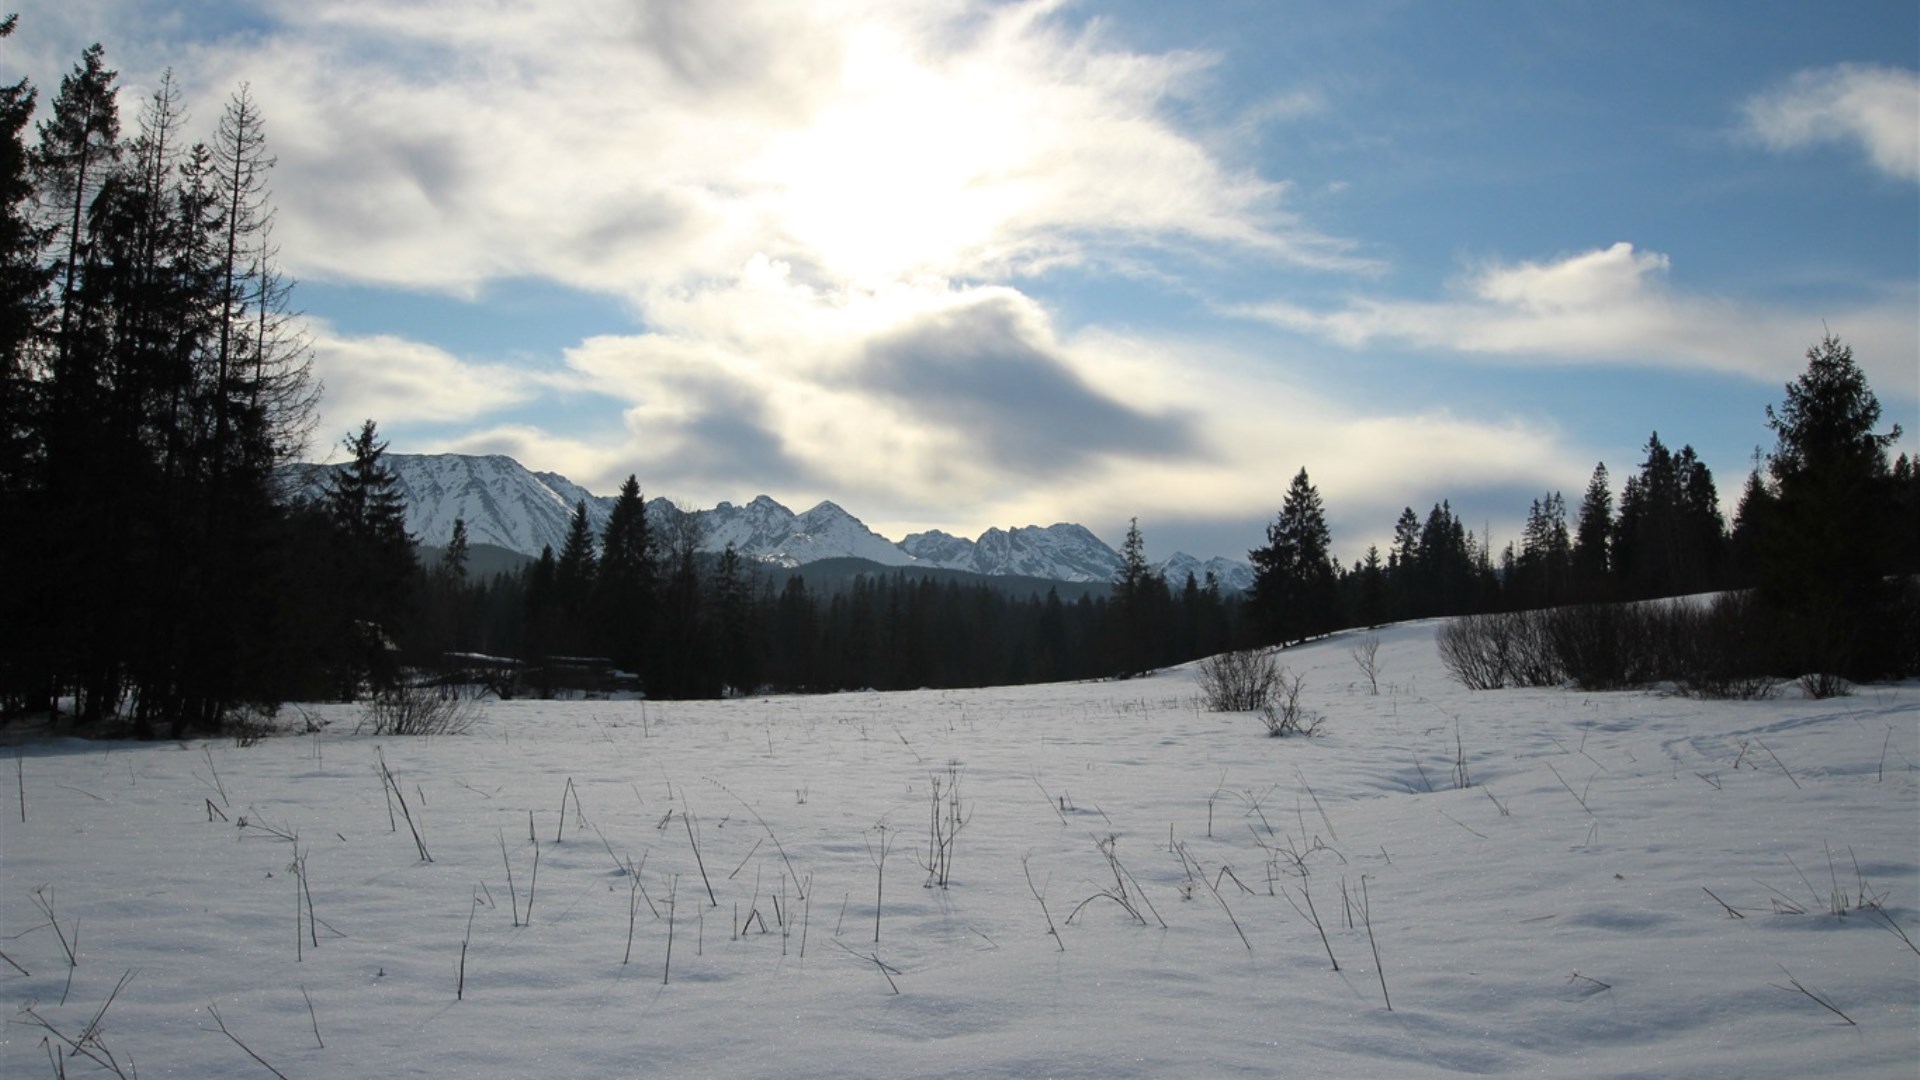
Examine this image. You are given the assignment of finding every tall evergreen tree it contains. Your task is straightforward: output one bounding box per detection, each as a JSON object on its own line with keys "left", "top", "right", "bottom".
{"left": 553, "top": 499, "right": 597, "bottom": 653}
{"left": 1514, "top": 492, "right": 1571, "bottom": 608}
{"left": 1249, "top": 468, "right": 1339, "bottom": 646}
{"left": 1571, "top": 463, "right": 1613, "bottom": 600}
{"left": 1614, "top": 433, "right": 1724, "bottom": 599}
{"left": 596, "top": 474, "right": 654, "bottom": 676}
{"left": 325, "top": 420, "right": 415, "bottom": 693}
{"left": 1760, "top": 334, "right": 1906, "bottom": 676}
{"left": 713, "top": 543, "right": 759, "bottom": 696}
{"left": 1109, "top": 517, "right": 1160, "bottom": 677}
{"left": 1727, "top": 463, "right": 1775, "bottom": 587}
{"left": 0, "top": 14, "right": 49, "bottom": 717}
{"left": 443, "top": 517, "right": 470, "bottom": 582}
{"left": 1416, "top": 501, "right": 1475, "bottom": 617}
{"left": 34, "top": 42, "right": 119, "bottom": 378}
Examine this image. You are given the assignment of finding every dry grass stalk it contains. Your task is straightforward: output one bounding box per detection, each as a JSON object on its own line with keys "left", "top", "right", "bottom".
{"left": 1771, "top": 964, "right": 1854, "bottom": 1025}
{"left": 1022, "top": 855, "right": 1065, "bottom": 951}
{"left": 208, "top": 1001, "right": 290, "bottom": 1079}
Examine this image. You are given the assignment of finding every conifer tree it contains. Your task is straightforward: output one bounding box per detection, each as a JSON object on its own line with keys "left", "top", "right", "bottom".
{"left": 326, "top": 420, "right": 415, "bottom": 692}
{"left": 554, "top": 499, "right": 597, "bottom": 653}
{"left": 1250, "top": 469, "right": 1339, "bottom": 646}
{"left": 34, "top": 42, "right": 119, "bottom": 377}
{"left": 1571, "top": 464, "right": 1613, "bottom": 600}
{"left": 443, "top": 517, "right": 470, "bottom": 582}
{"left": 1760, "top": 335, "right": 1906, "bottom": 677}
{"left": 1109, "top": 518, "right": 1159, "bottom": 676}
{"left": 597, "top": 474, "right": 654, "bottom": 675}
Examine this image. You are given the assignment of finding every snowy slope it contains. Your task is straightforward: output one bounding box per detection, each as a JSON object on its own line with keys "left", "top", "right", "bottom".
{"left": 4, "top": 621, "right": 1915, "bottom": 1078}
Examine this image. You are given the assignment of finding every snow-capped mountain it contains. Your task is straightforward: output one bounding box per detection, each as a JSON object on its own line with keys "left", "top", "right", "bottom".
{"left": 280, "top": 453, "right": 606, "bottom": 557}
{"left": 699, "top": 496, "right": 916, "bottom": 569}
{"left": 901, "top": 524, "right": 1124, "bottom": 583}
{"left": 282, "top": 453, "right": 1250, "bottom": 588}
{"left": 1156, "top": 552, "right": 1257, "bottom": 594}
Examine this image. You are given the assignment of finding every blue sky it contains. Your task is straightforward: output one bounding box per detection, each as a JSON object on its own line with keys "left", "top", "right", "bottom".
{"left": 11, "top": 0, "right": 1916, "bottom": 562}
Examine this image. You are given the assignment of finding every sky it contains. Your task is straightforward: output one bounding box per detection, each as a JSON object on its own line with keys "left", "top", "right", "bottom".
{"left": 8, "top": 0, "right": 1917, "bottom": 561}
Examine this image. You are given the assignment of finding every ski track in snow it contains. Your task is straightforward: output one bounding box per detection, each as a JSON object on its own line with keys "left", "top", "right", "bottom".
{"left": 3, "top": 620, "right": 1916, "bottom": 1078}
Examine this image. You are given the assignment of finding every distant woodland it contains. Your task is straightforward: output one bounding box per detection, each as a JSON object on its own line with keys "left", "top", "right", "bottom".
{"left": 3, "top": 31, "right": 1914, "bottom": 732}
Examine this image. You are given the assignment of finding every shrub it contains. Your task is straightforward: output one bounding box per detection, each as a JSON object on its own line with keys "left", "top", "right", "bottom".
{"left": 1440, "top": 591, "right": 1804, "bottom": 697}
{"left": 358, "top": 682, "right": 480, "bottom": 736}
{"left": 1196, "top": 648, "right": 1282, "bottom": 712}
{"left": 1259, "top": 668, "right": 1321, "bottom": 737}
{"left": 1438, "top": 611, "right": 1558, "bottom": 690}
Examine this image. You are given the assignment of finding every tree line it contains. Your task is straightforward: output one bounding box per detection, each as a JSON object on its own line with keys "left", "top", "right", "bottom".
{"left": 406, "top": 504, "right": 1246, "bottom": 697}
{"left": 1246, "top": 334, "right": 1917, "bottom": 681}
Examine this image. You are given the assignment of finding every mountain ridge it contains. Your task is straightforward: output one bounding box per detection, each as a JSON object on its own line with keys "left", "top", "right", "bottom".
{"left": 283, "top": 452, "right": 1253, "bottom": 590}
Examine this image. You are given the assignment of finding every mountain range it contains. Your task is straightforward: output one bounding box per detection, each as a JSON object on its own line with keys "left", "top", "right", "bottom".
{"left": 281, "top": 453, "right": 1254, "bottom": 591}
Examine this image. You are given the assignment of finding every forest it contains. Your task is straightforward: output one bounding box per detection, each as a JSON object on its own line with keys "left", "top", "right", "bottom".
{"left": 2, "top": 30, "right": 1915, "bottom": 731}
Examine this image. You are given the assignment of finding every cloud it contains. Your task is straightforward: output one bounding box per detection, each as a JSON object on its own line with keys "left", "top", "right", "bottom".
{"left": 1235, "top": 242, "right": 1920, "bottom": 390}
{"left": 137, "top": 0, "right": 1362, "bottom": 303}
{"left": 307, "top": 322, "right": 536, "bottom": 441}
{"left": 1743, "top": 63, "right": 1920, "bottom": 181}
{"left": 856, "top": 293, "right": 1198, "bottom": 476}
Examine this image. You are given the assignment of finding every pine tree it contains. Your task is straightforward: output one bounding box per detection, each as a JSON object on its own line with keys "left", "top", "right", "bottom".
{"left": 1109, "top": 517, "right": 1159, "bottom": 676}
{"left": 1727, "top": 464, "right": 1774, "bottom": 587}
{"left": 1614, "top": 433, "right": 1724, "bottom": 599}
{"left": 596, "top": 475, "right": 654, "bottom": 676}
{"left": 554, "top": 499, "right": 597, "bottom": 653}
{"left": 713, "top": 543, "right": 759, "bottom": 696}
{"left": 0, "top": 12, "right": 45, "bottom": 495}
{"left": 443, "top": 517, "right": 470, "bottom": 582}
{"left": 0, "top": 15, "right": 49, "bottom": 716}
{"left": 1760, "top": 334, "right": 1906, "bottom": 677}
{"left": 1515, "top": 492, "right": 1571, "bottom": 608}
{"left": 34, "top": 43, "right": 119, "bottom": 378}
{"left": 1571, "top": 464, "right": 1612, "bottom": 600}
{"left": 1249, "top": 468, "right": 1339, "bottom": 646}
{"left": 326, "top": 420, "right": 415, "bottom": 693}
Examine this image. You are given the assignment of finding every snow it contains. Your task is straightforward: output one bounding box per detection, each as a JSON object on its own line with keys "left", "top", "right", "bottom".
{"left": 5, "top": 620, "right": 1916, "bottom": 1077}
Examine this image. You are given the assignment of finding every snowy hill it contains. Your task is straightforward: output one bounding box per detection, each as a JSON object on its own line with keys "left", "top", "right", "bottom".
{"left": 283, "top": 452, "right": 1250, "bottom": 587}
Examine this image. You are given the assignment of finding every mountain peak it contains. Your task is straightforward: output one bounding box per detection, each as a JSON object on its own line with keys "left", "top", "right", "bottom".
{"left": 280, "top": 453, "right": 1251, "bottom": 588}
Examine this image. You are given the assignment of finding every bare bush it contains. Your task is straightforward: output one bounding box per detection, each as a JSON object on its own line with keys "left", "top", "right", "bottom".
{"left": 1196, "top": 649, "right": 1282, "bottom": 712}
{"left": 1798, "top": 671, "right": 1853, "bottom": 699}
{"left": 1441, "top": 592, "right": 1799, "bottom": 696}
{"left": 358, "top": 682, "right": 480, "bottom": 736}
{"left": 1260, "top": 669, "right": 1321, "bottom": 737}
{"left": 1350, "top": 634, "right": 1381, "bottom": 695}
{"left": 1437, "top": 612, "right": 1546, "bottom": 690}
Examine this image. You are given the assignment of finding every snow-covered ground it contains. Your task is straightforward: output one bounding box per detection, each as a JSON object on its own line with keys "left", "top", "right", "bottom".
{"left": 5, "top": 620, "right": 1916, "bottom": 1077}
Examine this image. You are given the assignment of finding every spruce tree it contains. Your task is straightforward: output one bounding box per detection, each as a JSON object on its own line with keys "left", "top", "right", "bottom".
{"left": 1760, "top": 334, "right": 1906, "bottom": 677}
{"left": 1110, "top": 517, "right": 1158, "bottom": 676}
{"left": 1250, "top": 468, "right": 1339, "bottom": 646}
{"left": 326, "top": 420, "right": 415, "bottom": 693}
{"left": 443, "top": 517, "right": 470, "bottom": 582}
{"left": 1571, "top": 464, "right": 1612, "bottom": 600}
{"left": 596, "top": 474, "right": 654, "bottom": 676}
{"left": 554, "top": 499, "right": 597, "bottom": 653}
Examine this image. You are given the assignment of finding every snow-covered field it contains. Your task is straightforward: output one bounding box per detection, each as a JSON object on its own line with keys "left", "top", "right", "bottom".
{"left": 4, "top": 620, "right": 1917, "bottom": 1078}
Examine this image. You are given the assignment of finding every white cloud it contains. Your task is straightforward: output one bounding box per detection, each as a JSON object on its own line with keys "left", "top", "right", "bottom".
{"left": 138, "top": 0, "right": 1362, "bottom": 304}
{"left": 306, "top": 322, "right": 538, "bottom": 446}
{"left": 1236, "top": 242, "right": 1920, "bottom": 391}
{"left": 1743, "top": 63, "right": 1920, "bottom": 182}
